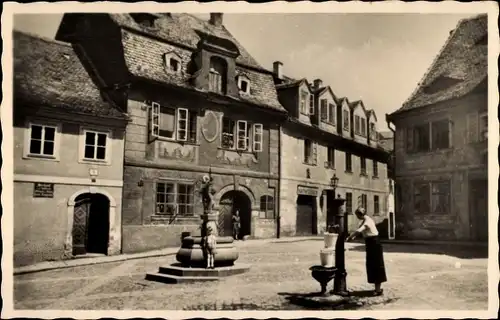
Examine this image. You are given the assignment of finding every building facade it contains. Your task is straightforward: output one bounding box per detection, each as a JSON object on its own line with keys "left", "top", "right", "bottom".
{"left": 13, "top": 32, "right": 129, "bottom": 266}
{"left": 56, "top": 13, "right": 287, "bottom": 253}
{"left": 387, "top": 15, "right": 488, "bottom": 242}
{"left": 273, "top": 62, "right": 391, "bottom": 236}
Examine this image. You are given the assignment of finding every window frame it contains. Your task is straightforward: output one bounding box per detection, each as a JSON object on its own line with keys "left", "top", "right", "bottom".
{"left": 309, "top": 95, "right": 315, "bottom": 115}
{"left": 163, "top": 52, "right": 182, "bottom": 75}
{"left": 407, "top": 119, "right": 452, "bottom": 154}
{"left": 343, "top": 109, "right": 350, "bottom": 131}
{"left": 360, "top": 156, "right": 367, "bottom": 176}
{"left": 237, "top": 75, "right": 251, "bottom": 94}
{"left": 300, "top": 90, "right": 309, "bottom": 115}
{"left": 374, "top": 195, "right": 380, "bottom": 215}
{"left": 479, "top": 112, "right": 488, "bottom": 141}
{"left": 326, "top": 146, "right": 335, "bottom": 169}
{"left": 413, "top": 180, "right": 451, "bottom": 215}
{"left": 320, "top": 99, "right": 328, "bottom": 122}
{"left": 149, "top": 102, "right": 198, "bottom": 144}
{"left": 23, "top": 121, "right": 62, "bottom": 161}
{"left": 354, "top": 115, "right": 360, "bottom": 135}
{"left": 328, "top": 103, "right": 336, "bottom": 125}
{"left": 345, "top": 192, "right": 353, "bottom": 215}
{"left": 220, "top": 117, "right": 263, "bottom": 153}
{"left": 303, "top": 139, "right": 317, "bottom": 165}
{"left": 259, "top": 195, "right": 275, "bottom": 219}
{"left": 209, "top": 67, "right": 223, "bottom": 93}
{"left": 345, "top": 152, "right": 352, "bottom": 172}
{"left": 155, "top": 180, "right": 195, "bottom": 217}
{"left": 78, "top": 126, "right": 113, "bottom": 165}
{"left": 372, "top": 160, "right": 378, "bottom": 178}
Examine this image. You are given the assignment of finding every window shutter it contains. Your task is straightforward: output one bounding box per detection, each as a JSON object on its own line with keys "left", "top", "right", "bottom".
{"left": 236, "top": 120, "right": 248, "bottom": 150}
{"left": 252, "top": 123, "right": 263, "bottom": 152}
{"left": 406, "top": 127, "right": 414, "bottom": 152}
{"left": 312, "top": 142, "right": 318, "bottom": 165}
{"left": 467, "top": 112, "right": 478, "bottom": 143}
{"left": 309, "top": 95, "right": 315, "bottom": 115}
{"left": 150, "top": 102, "right": 160, "bottom": 141}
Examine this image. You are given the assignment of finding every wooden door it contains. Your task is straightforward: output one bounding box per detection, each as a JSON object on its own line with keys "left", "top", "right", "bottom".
{"left": 73, "top": 198, "right": 91, "bottom": 255}
{"left": 218, "top": 196, "right": 234, "bottom": 237}
{"left": 296, "top": 195, "right": 315, "bottom": 236}
{"left": 469, "top": 180, "right": 488, "bottom": 242}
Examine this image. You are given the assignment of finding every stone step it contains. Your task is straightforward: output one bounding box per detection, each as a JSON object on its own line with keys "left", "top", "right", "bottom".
{"left": 158, "top": 264, "right": 250, "bottom": 277}
{"left": 145, "top": 272, "right": 220, "bottom": 284}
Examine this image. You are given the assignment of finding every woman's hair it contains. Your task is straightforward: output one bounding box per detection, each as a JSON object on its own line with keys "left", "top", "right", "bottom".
{"left": 355, "top": 207, "right": 366, "bottom": 216}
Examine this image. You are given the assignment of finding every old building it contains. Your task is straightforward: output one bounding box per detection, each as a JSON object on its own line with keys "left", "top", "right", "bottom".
{"left": 273, "top": 62, "right": 391, "bottom": 236}
{"left": 13, "top": 31, "right": 129, "bottom": 266}
{"left": 56, "top": 13, "right": 287, "bottom": 252}
{"left": 386, "top": 14, "right": 488, "bottom": 242}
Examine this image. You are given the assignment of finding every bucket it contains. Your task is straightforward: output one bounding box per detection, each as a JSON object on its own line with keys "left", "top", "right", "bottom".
{"left": 324, "top": 233, "right": 336, "bottom": 248}
{"left": 320, "top": 249, "right": 334, "bottom": 267}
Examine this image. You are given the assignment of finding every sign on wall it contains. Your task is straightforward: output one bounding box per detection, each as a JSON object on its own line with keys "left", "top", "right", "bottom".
{"left": 297, "top": 185, "right": 318, "bottom": 197}
{"left": 33, "top": 182, "right": 54, "bottom": 198}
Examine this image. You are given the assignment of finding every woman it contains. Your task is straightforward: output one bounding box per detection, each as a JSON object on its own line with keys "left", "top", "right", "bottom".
{"left": 346, "top": 207, "right": 387, "bottom": 296}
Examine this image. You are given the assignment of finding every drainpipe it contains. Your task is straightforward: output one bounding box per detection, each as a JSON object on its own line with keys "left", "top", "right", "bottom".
{"left": 277, "top": 124, "right": 282, "bottom": 239}
{"left": 386, "top": 114, "right": 396, "bottom": 239}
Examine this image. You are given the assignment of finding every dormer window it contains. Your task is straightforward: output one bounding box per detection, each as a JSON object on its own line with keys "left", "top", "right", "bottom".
{"left": 300, "top": 90, "right": 309, "bottom": 115}
{"left": 309, "top": 95, "right": 315, "bottom": 115}
{"left": 130, "top": 13, "right": 159, "bottom": 28}
{"left": 163, "top": 52, "right": 182, "bottom": 75}
{"left": 361, "top": 118, "right": 366, "bottom": 136}
{"left": 209, "top": 56, "right": 227, "bottom": 94}
{"left": 237, "top": 75, "right": 251, "bottom": 94}
{"left": 370, "top": 122, "right": 377, "bottom": 140}
{"left": 343, "top": 109, "right": 350, "bottom": 131}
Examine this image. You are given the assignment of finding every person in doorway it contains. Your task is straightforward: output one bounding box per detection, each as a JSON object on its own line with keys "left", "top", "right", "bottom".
{"left": 232, "top": 210, "right": 241, "bottom": 240}
{"left": 204, "top": 225, "right": 217, "bottom": 269}
{"left": 346, "top": 207, "right": 387, "bottom": 296}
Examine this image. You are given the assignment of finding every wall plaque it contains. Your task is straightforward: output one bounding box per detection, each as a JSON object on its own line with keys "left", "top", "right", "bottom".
{"left": 201, "top": 111, "right": 219, "bottom": 143}
{"left": 297, "top": 185, "right": 318, "bottom": 197}
{"left": 33, "top": 182, "right": 54, "bottom": 198}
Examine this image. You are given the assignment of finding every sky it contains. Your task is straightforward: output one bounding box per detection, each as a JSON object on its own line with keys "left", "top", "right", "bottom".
{"left": 13, "top": 12, "right": 473, "bottom": 130}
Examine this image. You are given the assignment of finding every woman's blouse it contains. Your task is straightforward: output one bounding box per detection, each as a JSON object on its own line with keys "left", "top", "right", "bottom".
{"left": 356, "top": 215, "right": 379, "bottom": 237}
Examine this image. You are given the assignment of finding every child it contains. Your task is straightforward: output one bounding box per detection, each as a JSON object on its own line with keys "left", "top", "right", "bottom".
{"left": 204, "top": 225, "right": 217, "bottom": 269}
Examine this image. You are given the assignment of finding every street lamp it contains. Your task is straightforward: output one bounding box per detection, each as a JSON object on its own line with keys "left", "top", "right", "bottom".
{"left": 331, "top": 173, "right": 349, "bottom": 296}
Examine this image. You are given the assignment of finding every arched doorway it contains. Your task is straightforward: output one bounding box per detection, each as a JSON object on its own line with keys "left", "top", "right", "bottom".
{"left": 72, "top": 193, "right": 110, "bottom": 256}
{"left": 296, "top": 194, "right": 318, "bottom": 236}
{"left": 218, "top": 190, "right": 252, "bottom": 239}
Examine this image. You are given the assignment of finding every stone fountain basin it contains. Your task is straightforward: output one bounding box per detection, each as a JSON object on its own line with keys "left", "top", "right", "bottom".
{"left": 176, "top": 236, "right": 238, "bottom": 268}
{"left": 310, "top": 265, "right": 338, "bottom": 294}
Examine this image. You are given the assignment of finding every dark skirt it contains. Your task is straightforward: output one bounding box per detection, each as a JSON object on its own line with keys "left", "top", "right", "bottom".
{"left": 364, "top": 236, "right": 387, "bottom": 284}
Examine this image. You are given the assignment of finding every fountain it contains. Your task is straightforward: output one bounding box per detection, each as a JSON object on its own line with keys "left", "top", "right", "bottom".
{"left": 309, "top": 173, "right": 349, "bottom": 296}
{"left": 146, "top": 169, "right": 250, "bottom": 283}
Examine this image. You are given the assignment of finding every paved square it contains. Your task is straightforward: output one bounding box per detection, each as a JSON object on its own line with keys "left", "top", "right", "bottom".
{"left": 13, "top": 240, "right": 488, "bottom": 310}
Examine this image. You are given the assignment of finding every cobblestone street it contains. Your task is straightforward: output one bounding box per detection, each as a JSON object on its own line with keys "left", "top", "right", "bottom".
{"left": 13, "top": 240, "right": 489, "bottom": 311}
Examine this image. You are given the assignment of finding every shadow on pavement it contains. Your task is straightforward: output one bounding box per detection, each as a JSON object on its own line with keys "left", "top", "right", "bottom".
{"left": 277, "top": 291, "right": 363, "bottom": 310}
{"left": 349, "top": 243, "right": 488, "bottom": 259}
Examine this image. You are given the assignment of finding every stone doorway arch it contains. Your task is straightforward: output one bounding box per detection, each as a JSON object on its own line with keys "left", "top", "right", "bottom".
{"left": 218, "top": 190, "right": 252, "bottom": 239}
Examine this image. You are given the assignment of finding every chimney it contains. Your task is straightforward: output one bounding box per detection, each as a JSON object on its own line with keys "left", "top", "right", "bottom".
{"left": 313, "top": 79, "right": 323, "bottom": 89}
{"left": 273, "top": 61, "right": 283, "bottom": 79}
{"left": 209, "top": 13, "right": 223, "bottom": 27}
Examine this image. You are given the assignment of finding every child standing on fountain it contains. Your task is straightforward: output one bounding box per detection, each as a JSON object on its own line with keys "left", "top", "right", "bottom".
{"left": 204, "top": 225, "right": 217, "bottom": 269}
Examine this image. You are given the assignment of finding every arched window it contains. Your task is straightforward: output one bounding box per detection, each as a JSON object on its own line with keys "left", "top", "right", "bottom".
{"left": 209, "top": 56, "right": 227, "bottom": 94}
{"left": 259, "top": 195, "right": 275, "bottom": 219}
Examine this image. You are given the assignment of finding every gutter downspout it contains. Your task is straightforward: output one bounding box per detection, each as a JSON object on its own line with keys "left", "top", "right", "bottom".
{"left": 386, "top": 113, "right": 396, "bottom": 239}
{"left": 277, "top": 124, "right": 283, "bottom": 239}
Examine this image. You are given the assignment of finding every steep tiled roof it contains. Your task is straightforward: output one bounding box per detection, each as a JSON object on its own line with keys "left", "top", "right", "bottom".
{"left": 13, "top": 31, "right": 127, "bottom": 120}
{"left": 392, "top": 14, "right": 487, "bottom": 115}
{"left": 110, "top": 14, "right": 285, "bottom": 112}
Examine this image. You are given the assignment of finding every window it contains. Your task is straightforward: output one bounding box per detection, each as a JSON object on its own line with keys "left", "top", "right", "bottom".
{"left": 260, "top": 195, "right": 275, "bottom": 219}
{"left": 479, "top": 113, "right": 487, "bottom": 141}
{"left": 149, "top": 102, "right": 197, "bottom": 143}
{"left": 361, "top": 118, "right": 366, "bottom": 136}
{"left": 28, "top": 124, "right": 56, "bottom": 157}
{"left": 320, "top": 99, "right": 328, "bottom": 121}
{"left": 209, "top": 57, "right": 227, "bottom": 94}
{"left": 374, "top": 195, "right": 380, "bottom": 215}
{"left": 431, "top": 120, "right": 450, "bottom": 150}
{"left": 361, "top": 194, "right": 367, "bottom": 210}
{"left": 370, "top": 122, "right": 377, "bottom": 140}
{"left": 304, "top": 139, "right": 317, "bottom": 165}
{"left": 373, "top": 160, "right": 378, "bottom": 177}
{"left": 328, "top": 103, "right": 335, "bottom": 124}
{"left": 409, "top": 123, "right": 430, "bottom": 153}
{"left": 414, "top": 181, "right": 450, "bottom": 215}
{"left": 360, "top": 157, "right": 367, "bottom": 175}
{"left": 156, "top": 182, "right": 194, "bottom": 216}
{"left": 169, "top": 58, "right": 180, "bottom": 72}
{"left": 300, "top": 90, "right": 309, "bottom": 114}
{"left": 237, "top": 75, "right": 250, "bottom": 94}
{"left": 309, "top": 95, "right": 315, "bottom": 115}
{"left": 343, "top": 110, "right": 349, "bottom": 130}
{"left": 326, "top": 147, "right": 335, "bottom": 168}
{"left": 345, "top": 152, "right": 352, "bottom": 172}
{"left": 163, "top": 53, "right": 182, "bottom": 74}
{"left": 345, "top": 192, "right": 353, "bottom": 215}
{"left": 221, "top": 118, "right": 263, "bottom": 152}
{"left": 83, "top": 130, "right": 108, "bottom": 161}
{"left": 354, "top": 115, "right": 360, "bottom": 135}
